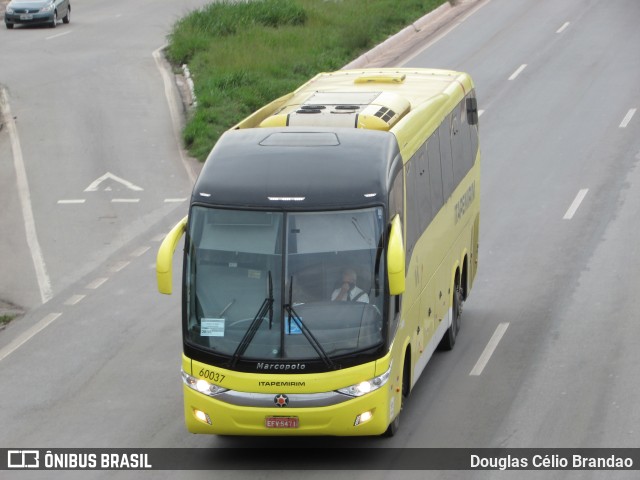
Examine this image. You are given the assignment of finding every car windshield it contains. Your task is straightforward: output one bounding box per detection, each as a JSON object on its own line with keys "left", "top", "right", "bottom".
{"left": 185, "top": 206, "right": 385, "bottom": 362}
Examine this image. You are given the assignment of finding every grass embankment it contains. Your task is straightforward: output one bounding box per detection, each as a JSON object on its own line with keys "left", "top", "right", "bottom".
{"left": 166, "top": 0, "right": 448, "bottom": 161}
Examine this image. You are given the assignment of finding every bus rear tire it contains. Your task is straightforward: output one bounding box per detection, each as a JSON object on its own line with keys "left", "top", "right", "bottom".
{"left": 438, "top": 284, "right": 462, "bottom": 351}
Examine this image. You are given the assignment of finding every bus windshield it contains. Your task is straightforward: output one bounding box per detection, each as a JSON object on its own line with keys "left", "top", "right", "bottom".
{"left": 185, "top": 206, "right": 386, "bottom": 364}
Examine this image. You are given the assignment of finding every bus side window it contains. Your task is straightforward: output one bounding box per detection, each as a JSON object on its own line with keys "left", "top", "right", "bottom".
{"left": 459, "top": 100, "right": 474, "bottom": 174}
{"left": 405, "top": 148, "right": 432, "bottom": 256}
{"left": 451, "top": 107, "right": 474, "bottom": 186}
{"left": 439, "top": 114, "right": 454, "bottom": 199}
{"left": 467, "top": 92, "right": 480, "bottom": 162}
{"left": 451, "top": 113, "right": 463, "bottom": 185}
{"left": 427, "top": 132, "right": 444, "bottom": 218}
{"left": 404, "top": 161, "right": 418, "bottom": 256}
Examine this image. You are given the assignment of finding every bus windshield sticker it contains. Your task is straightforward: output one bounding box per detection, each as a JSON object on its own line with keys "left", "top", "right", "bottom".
{"left": 201, "top": 318, "right": 225, "bottom": 337}
{"left": 285, "top": 316, "right": 302, "bottom": 335}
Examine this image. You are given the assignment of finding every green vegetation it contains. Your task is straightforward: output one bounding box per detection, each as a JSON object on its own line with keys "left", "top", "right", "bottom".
{"left": 166, "top": 0, "right": 448, "bottom": 161}
{"left": 1, "top": 314, "right": 15, "bottom": 328}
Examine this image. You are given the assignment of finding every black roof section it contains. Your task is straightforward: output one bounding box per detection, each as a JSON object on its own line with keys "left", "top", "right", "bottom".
{"left": 193, "top": 127, "right": 402, "bottom": 210}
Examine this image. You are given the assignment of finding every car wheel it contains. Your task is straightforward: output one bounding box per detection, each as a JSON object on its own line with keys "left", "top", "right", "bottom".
{"left": 62, "top": 6, "right": 70, "bottom": 24}
{"left": 6, "top": 23, "right": 14, "bottom": 29}
{"left": 50, "top": 11, "right": 57, "bottom": 28}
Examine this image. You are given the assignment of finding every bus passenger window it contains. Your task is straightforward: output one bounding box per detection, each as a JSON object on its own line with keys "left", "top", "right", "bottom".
{"left": 439, "top": 116, "right": 454, "bottom": 197}
{"left": 427, "top": 134, "right": 444, "bottom": 216}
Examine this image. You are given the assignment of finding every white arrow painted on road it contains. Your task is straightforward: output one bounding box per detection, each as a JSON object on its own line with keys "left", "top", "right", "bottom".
{"left": 84, "top": 172, "right": 144, "bottom": 192}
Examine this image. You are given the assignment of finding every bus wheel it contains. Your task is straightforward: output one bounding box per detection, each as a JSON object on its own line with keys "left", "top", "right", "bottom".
{"left": 438, "top": 284, "right": 462, "bottom": 351}
{"left": 384, "top": 357, "right": 409, "bottom": 437}
{"left": 384, "top": 401, "right": 401, "bottom": 437}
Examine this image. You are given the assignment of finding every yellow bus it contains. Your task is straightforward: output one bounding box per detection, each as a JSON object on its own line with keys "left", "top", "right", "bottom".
{"left": 157, "top": 68, "right": 480, "bottom": 436}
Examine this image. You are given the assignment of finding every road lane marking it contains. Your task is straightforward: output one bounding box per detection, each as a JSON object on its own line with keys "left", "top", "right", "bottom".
{"left": 164, "top": 198, "right": 188, "bottom": 203}
{"left": 619, "top": 108, "right": 636, "bottom": 128}
{"left": 508, "top": 64, "right": 527, "bottom": 81}
{"left": 153, "top": 234, "right": 166, "bottom": 242}
{"left": 0, "top": 313, "right": 62, "bottom": 363}
{"left": 46, "top": 30, "right": 72, "bottom": 41}
{"left": 86, "top": 277, "right": 108, "bottom": 289}
{"left": 85, "top": 172, "right": 143, "bottom": 192}
{"left": 57, "top": 199, "right": 85, "bottom": 204}
{"left": 130, "top": 246, "right": 151, "bottom": 257}
{"left": 563, "top": 188, "right": 589, "bottom": 219}
{"left": 556, "top": 22, "right": 570, "bottom": 33}
{"left": 110, "top": 261, "right": 130, "bottom": 273}
{"left": 64, "top": 294, "right": 86, "bottom": 306}
{"left": 0, "top": 87, "right": 53, "bottom": 304}
{"left": 470, "top": 322, "right": 509, "bottom": 376}
{"left": 112, "top": 198, "right": 140, "bottom": 203}
{"left": 478, "top": 109, "right": 485, "bottom": 117}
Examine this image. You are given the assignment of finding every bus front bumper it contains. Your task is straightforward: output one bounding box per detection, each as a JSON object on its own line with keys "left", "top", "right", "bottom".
{"left": 183, "top": 384, "right": 395, "bottom": 436}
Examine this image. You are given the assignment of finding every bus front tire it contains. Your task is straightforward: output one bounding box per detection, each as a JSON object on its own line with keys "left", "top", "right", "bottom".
{"left": 384, "top": 411, "right": 400, "bottom": 437}
{"left": 384, "top": 356, "right": 409, "bottom": 437}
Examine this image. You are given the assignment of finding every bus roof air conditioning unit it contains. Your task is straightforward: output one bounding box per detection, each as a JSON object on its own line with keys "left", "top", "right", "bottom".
{"left": 259, "top": 91, "right": 411, "bottom": 131}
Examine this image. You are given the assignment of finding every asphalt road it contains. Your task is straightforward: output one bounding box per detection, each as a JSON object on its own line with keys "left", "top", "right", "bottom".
{"left": 404, "top": 0, "right": 640, "bottom": 454}
{"left": 1, "top": 0, "right": 639, "bottom": 479}
{"left": 0, "top": 0, "right": 206, "bottom": 309}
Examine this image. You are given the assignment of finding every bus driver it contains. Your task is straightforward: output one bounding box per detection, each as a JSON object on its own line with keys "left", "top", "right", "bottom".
{"left": 331, "top": 268, "right": 369, "bottom": 303}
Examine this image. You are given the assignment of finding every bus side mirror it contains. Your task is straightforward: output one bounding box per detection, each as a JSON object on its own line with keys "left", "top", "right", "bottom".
{"left": 156, "top": 216, "right": 188, "bottom": 295}
{"left": 387, "top": 214, "right": 406, "bottom": 295}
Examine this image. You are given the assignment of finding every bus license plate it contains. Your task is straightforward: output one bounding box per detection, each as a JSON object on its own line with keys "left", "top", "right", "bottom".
{"left": 265, "top": 416, "right": 299, "bottom": 429}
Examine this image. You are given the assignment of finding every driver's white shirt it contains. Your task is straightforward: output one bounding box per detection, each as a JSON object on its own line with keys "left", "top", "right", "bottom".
{"left": 331, "top": 286, "right": 369, "bottom": 303}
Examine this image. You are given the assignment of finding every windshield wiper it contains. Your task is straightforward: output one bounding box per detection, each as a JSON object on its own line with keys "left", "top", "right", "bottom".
{"left": 229, "top": 271, "right": 273, "bottom": 368}
{"left": 285, "top": 276, "right": 337, "bottom": 370}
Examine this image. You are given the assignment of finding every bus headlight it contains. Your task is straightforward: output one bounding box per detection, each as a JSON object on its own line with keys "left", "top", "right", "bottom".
{"left": 182, "top": 370, "right": 228, "bottom": 397}
{"left": 337, "top": 364, "right": 392, "bottom": 397}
